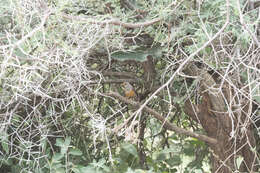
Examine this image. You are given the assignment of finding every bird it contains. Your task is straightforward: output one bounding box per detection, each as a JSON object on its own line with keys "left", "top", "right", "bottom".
{"left": 121, "top": 82, "right": 136, "bottom": 99}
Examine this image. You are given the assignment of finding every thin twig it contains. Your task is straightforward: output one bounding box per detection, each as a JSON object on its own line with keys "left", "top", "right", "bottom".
{"left": 135, "top": 0, "right": 230, "bottom": 117}
{"left": 236, "top": 0, "right": 260, "bottom": 47}
{"left": 108, "top": 91, "right": 218, "bottom": 144}
{"left": 62, "top": 14, "right": 162, "bottom": 29}
{"left": 0, "top": 10, "right": 52, "bottom": 49}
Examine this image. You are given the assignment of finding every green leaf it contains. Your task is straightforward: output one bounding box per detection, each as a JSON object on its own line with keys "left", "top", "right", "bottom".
{"left": 91, "top": 63, "right": 98, "bottom": 69}
{"left": 121, "top": 143, "right": 138, "bottom": 158}
{"left": 78, "top": 166, "right": 96, "bottom": 173}
{"left": 54, "top": 167, "right": 66, "bottom": 173}
{"left": 254, "top": 96, "right": 260, "bottom": 104}
{"left": 125, "top": 168, "right": 135, "bottom": 173}
{"left": 111, "top": 51, "right": 147, "bottom": 62}
{"left": 61, "top": 146, "right": 68, "bottom": 155}
{"left": 0, "top": 131, "right": 9, "bottom": 154}
{"left": 64, "top": 136, "right": 71, "bottom": 147}
{"left": 165, "top": 156, "right": 182, "bottom": 167}
{"left": 153, "top": 147, "right": 180, "bottom": 162}
{"left": 55, "top": 137, "right": 71, "bottom": 155}
{"left": 135, "top": 169, "right": 149, "bottom": 173}
{"left": 13, "top": 47, "right": 28, "bottom": 59}
{"left": 251, "top": 82, "right": 260, "bottom": 104}
{"left": 0, "top": 157, "right": 12, "bottom": 166}
{"left": 1, "top": 142, "right": 9, "bottom": 154}
{"left": 111, "top": 46, "right": 163, "bottom": 62}
{"left": 159, "top": 147, "right": 180, "bottom": 154}
{"left": 72, "top": 165, "right": 95, "bottom": 173}
{"left": 52, "top": 153, "right": 64, "bottom": 162}
{"left": 52, "top": 162, "right": 64, "bottom": 170}
{"left": 55, "top": 138, "right": 64, "bottom": 147}
{"left": 186, "top": 138, "right": 205, "bottom": 146}
{"left": 183, "top": 144, "right": 194, "bottom": 156}
{"left": 155, "top": 152, "right": 166, "bottom": 161}
{"left": 236, "top": 156, "right": 243, "bottom": 168}
{"left": 69, "top": 148, "right": 82, "bottom": 156}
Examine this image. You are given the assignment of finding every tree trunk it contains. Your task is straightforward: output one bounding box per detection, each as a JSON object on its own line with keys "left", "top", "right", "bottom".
{"left": 183, "top": 63, "right": 257, "bottom": 172}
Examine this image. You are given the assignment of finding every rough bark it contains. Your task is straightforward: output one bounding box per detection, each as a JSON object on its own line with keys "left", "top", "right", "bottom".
{"left": 183, "top": 63, "right": 257, "bottom": 172}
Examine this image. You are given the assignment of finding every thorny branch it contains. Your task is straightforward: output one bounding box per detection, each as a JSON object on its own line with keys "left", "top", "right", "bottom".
{"left": 108, "top": 91, "right": 218, "bottom": 145}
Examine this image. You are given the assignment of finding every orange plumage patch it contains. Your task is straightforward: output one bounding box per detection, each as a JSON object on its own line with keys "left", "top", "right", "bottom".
{"left": 121, "top": 82, "right": 136, "bottom": 98}
{"left": 125, "top": 89, "right": 136, "bottom": 98}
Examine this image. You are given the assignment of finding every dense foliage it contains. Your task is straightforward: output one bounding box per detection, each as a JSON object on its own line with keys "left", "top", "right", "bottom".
{"left": 0, "top": 0, "right": 259, "bottom": 172}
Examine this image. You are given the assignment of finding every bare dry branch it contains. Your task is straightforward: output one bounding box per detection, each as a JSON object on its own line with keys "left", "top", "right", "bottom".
{"left": 108, "top": 91, "right": 218, "bottom": 145}
{"left": 62, "top": 13, "right": 162, "bottom": 28}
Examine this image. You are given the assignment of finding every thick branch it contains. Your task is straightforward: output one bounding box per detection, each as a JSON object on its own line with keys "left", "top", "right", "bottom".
{"left": 87, "top": 79, "right": 139, "bottom": 85}
{"left": 103, "top": 71, "right": 139, "bottom": 80}
{"left": 108, "top": 91, "right": 218, "bottom": 144}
